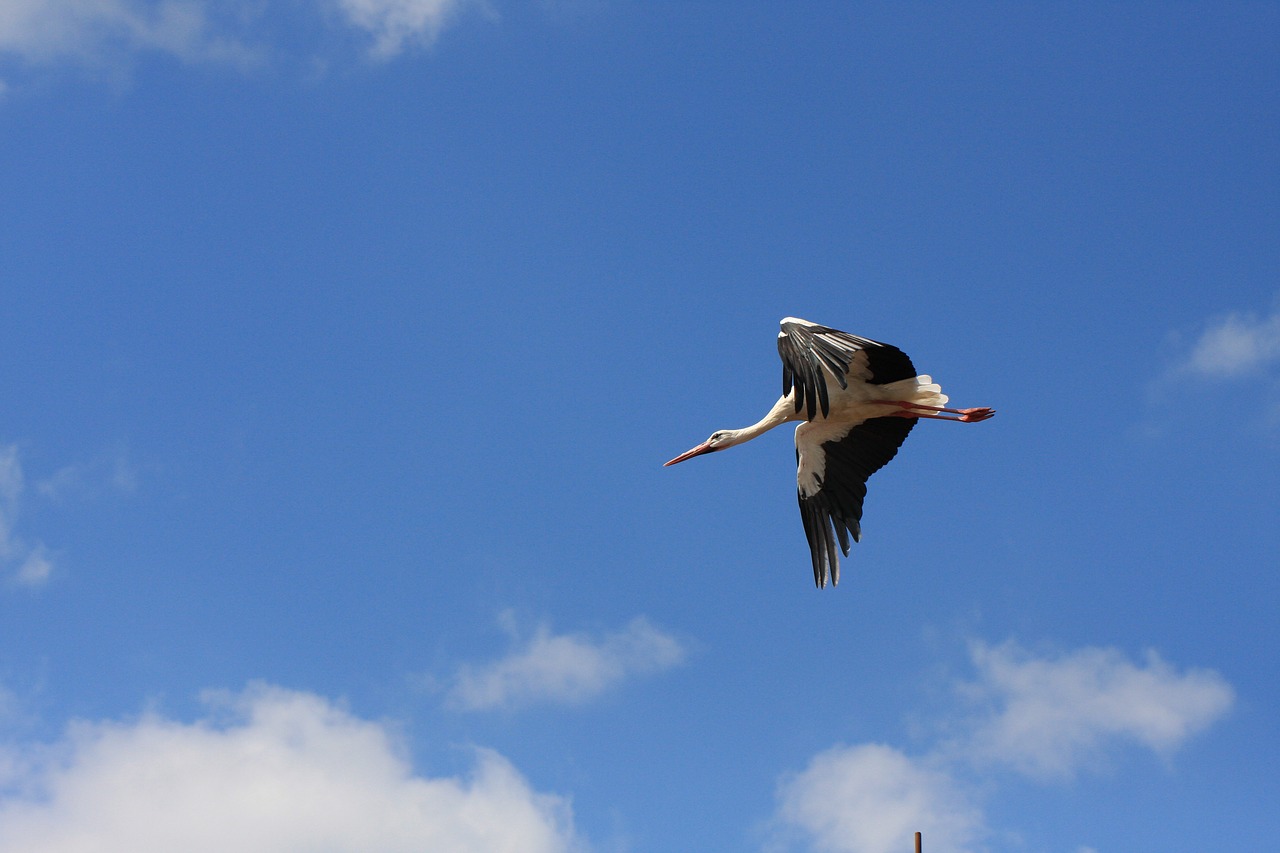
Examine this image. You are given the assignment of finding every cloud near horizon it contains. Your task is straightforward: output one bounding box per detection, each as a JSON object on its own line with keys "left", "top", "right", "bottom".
{"left": 775, "top": 744, "right": 984, "bottom": 853}
{"left": 444, "top": 614, "right": 687, "bottom": 711}
{"left": 0, "top": 683, "right": 581, "bottom": 853}
{"left": 774, "top": 639, "right": 1234, "bottom": 853}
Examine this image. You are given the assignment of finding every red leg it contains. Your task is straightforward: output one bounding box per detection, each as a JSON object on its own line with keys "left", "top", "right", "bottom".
{"left": 875, "top": 401, "right": 995, "bottom": 422}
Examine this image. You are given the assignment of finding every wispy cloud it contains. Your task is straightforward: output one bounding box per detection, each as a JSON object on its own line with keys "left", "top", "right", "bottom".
{"left": 773, "top": 639, "right": 1234, "bottom": 853}
{"left": 35, "top": 449, "right": 139, "bottom": 502}
{"left": 0, "top": 0, "right": 262, "bottom": 70}
{"left": 0, "top": 446, "right": 21, "bottom": 548}
{"left": 0, "top": 683, "right": 581, "bottom": 853}
{"left": 954, "top": 640, "right": 1234, "bottom": 780}
{"left": 444, "top": 613, "right": 687, "bottom": 711}
{"left": 1149, "top": 300, "right": 1280, "bottom": 430}
{"left": 333, "top": 0, "right": 482, "bottom": 59}
{"left": 0, "top": 444, "right": 138, "bottom": 589}
{"left": 1177, "top": 306, "right": 1280, "bottom": 379}
{"left": 12, "top": 548, "right": 53, "bottom": 588}
{"left": 0, "top": 0, "right": 489, "bottom": 86}
{"left": 0, "top": 445, "right": 53, "bottom": 588}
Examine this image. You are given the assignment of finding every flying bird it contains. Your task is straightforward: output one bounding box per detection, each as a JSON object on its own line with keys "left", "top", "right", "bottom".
{"left": 664, "top": 318, "right": 994, "bottom": 588}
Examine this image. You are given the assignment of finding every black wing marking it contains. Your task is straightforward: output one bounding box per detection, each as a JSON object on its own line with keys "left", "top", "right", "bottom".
{"left": 797, "top": 416, "right": 917, "bottom": 587}
{"left": 777, "top": 319, "right": 917, "bottom": 420}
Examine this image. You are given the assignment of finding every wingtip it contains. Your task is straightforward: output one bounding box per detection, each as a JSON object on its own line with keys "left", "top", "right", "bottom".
{"left": 812, "top": 565, "right": 839, "bottom": 589}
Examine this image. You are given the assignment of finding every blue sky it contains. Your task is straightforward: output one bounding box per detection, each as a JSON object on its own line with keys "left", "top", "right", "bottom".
{"left": 1, "top": 2, "right": 1277, "bottom": 851}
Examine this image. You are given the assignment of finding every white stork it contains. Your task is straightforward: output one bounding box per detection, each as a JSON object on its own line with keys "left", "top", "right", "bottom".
{"left": 664, "top": 318, "right": 994, "bottom": 588}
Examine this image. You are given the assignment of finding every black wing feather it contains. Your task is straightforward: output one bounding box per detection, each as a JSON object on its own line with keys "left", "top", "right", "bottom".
{"left": 797, "top": 416, "right": 917, "bottom": 587}
{"left": 777, "top": 320, "right": 917, "bottom": 421}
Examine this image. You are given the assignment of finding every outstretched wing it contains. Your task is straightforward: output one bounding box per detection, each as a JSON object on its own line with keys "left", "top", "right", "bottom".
{"left": 777, "top": 318, "right": 917, "bottom": 420}
{"left": 796, "top": 415, "right": 917, "bottom": 588}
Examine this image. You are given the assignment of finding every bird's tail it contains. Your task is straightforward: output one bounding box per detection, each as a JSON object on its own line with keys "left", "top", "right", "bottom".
{"left": 881, "top": 374, "right": 949, "bottom": 408}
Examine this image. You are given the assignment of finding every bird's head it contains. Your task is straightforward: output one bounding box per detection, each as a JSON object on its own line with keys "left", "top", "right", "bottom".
{"left": 663, "top": 430, "right": 738, "bottom": 467}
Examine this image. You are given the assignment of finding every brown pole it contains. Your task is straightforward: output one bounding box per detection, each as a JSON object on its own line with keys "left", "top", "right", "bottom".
{"left": 915, "top": 831, "right": 922, "bottom": 853}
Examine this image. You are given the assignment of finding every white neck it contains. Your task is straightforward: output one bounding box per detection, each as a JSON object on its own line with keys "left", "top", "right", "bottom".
{"left": 724, "top": 394, "right": 801, "bottom": 447}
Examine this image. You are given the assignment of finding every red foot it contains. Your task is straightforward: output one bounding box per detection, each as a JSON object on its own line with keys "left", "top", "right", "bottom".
{"left": 958, "top": 407, "right": 995, "bottom": 422}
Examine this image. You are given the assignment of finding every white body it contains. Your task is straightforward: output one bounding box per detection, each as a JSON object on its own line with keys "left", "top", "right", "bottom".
{"left": 795, "top": 375, "right": 946, "bottom": 497}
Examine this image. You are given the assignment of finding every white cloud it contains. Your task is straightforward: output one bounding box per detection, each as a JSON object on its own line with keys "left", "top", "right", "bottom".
{"left": 955, "top": 640, "right": 1235, "bottom": 780}
{"left": 445, "top": 614, "right": 687, "bottom": 711}
{"left": 774, "top": 639, "right": 1234, "bottom": 853}
{"left": 1180, "top": 307, "right": 1280, "bottom": 379}
{"left": 0, "top": 0, "right": 260, "bottom": 69}
{"left": 0, "top": 0, "right": 488, "bottom": 81}
{"left": 775, "top": 744, "right": 985, "bottom": 853}
{"left": 1149, "top": 301, "right": 1280, "bottom": 430}
{"left": 333, "top": 0, "right": 480, "bottom": 59}
{"left": 0, "top": 683, "right": 582, "bottom": 853}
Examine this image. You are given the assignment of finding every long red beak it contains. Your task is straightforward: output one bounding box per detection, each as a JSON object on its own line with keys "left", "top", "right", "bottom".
{"left": 664, "top": 440, "right": 715, "bottom": 467}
